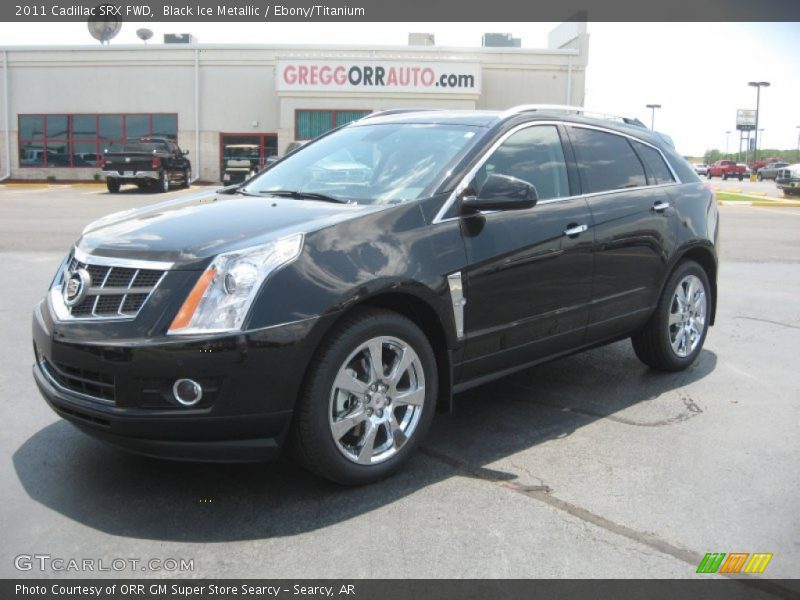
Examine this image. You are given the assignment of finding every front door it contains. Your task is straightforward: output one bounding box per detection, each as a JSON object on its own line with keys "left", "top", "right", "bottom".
{"left": 460, "top": 124, "right": 594, "bottom": 380}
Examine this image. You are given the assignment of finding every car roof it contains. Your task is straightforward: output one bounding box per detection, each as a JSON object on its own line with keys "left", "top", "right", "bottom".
{"left": 353, "top": 107, "right": 669, "bottom": 147}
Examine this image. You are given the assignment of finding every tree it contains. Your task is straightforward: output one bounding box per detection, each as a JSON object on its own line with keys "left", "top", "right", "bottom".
{"left": 704, "top": 149, "right": 722, "bottom": 164}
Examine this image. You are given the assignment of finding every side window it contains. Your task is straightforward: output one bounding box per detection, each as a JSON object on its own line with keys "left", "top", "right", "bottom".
{"left": 570, "top": 127, "right": 646, "bottom": 193}
{"left": 473, "top": 125, "right": 569, "bottom": 201}
{"left": 632, "top": 141, "right": 675, "bottom": 185}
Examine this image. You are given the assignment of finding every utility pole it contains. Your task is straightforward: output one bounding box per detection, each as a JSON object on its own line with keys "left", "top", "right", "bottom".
{"left": 748, "top": 81, "right": 770, "bottom": 164}
{"left": 646, "top": 104, "right": 661, "bottom": 130}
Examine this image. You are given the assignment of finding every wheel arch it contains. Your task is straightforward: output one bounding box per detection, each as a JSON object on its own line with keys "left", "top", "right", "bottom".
{"left": 304, "top": 289, "right": 455, "bottom": 411}
{"left": 668, "top": 244, "right": 718, "bottom": 325}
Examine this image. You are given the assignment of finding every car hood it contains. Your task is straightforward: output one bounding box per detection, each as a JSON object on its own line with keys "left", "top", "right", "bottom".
{"left": 77, "top": 189, "right": 384, "bottom": 268}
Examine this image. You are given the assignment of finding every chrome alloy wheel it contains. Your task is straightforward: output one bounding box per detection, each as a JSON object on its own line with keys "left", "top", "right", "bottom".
{"left": 328, "top": 336, "right": 425, "bottom": 465}
{"left": 668, "top": 274, "right": 707, "bottom": 358}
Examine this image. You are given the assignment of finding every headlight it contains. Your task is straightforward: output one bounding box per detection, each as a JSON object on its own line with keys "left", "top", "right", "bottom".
{"left": 168, "top": 234, "right": 304, "bottom": 335}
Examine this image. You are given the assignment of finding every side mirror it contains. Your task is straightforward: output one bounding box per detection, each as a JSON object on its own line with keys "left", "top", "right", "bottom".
{"left": 183, "top": 150, "right": 190, "bottom": 156}
{"left": 461, "top": 173, "right": 538, "bottom": 213}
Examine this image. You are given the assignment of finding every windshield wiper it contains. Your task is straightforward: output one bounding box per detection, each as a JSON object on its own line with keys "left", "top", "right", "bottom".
{"left": 256, "top": 190, "right": 351, "bottom": 204}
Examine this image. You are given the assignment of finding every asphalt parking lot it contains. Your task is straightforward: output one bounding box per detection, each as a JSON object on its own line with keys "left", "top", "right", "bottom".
{"left": 709, "top": 176, "right": 790, "bottom": 199}
{"left": 1, "top": 184, "right": 798, "bottom": 585}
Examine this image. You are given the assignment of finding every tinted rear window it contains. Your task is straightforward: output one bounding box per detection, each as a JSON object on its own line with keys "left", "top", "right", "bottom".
{"left": 570, "top": 127, "right": 646, "bottom": 193}
{"left": 632, "top": 141, "right": 675, "bottom": 185}
{"left": 119, "top": 141, "right": 169, "bottom": 153}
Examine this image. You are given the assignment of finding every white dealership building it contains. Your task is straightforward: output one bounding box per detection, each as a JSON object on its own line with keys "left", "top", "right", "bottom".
{"left": 0, "top": 22, "right": 588, "bottom": 182}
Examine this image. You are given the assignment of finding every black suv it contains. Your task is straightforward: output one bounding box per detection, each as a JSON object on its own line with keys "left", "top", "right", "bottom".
{"left": 33, "top": 107, "right": 719, "bottom": 485}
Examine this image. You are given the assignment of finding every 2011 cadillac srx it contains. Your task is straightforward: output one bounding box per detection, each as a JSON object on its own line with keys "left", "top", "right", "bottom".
{"left": 32, "top": 106, "right": 719, "bottom": 485}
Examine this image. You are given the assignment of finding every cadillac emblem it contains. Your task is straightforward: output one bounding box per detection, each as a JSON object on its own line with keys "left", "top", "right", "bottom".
{"left": 63, "top": 269, "right": 91, "bottom": 307}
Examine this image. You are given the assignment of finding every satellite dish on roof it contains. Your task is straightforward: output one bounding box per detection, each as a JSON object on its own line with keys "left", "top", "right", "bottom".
{"left": 136, "top": 28, "right": 153, "bottom": 44}
{"left": 88, "top": 7, "right": 122, "bottom": 45}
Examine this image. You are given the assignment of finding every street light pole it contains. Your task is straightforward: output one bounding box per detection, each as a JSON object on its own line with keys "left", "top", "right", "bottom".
{"left": 725, "top": 130, "right": 731, "bottom": 157}
{"left": 646, "top": 104, "right": 661, "bottom": 129}
{"left": 748, "top": 81, "right": 770, "bottom": 164}
{"left": 795, "top": 125, "right": 800, "bottom": 164}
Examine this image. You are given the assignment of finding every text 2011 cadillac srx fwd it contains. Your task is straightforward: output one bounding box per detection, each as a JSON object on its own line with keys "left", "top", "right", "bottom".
{"left": 33, "top": 107, "right": 719, "bottom": 485}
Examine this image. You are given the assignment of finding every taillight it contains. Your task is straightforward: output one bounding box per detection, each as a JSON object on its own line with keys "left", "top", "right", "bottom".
{"left": 151, "top": 156, "right": 161, "bottom": 169}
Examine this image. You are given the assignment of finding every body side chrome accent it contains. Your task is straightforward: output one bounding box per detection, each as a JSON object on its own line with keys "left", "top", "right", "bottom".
{"left": 447, "top": 272, "right": 466, "bottom": 340}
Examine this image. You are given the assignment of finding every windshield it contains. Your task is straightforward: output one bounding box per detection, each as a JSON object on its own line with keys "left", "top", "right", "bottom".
{"left": 247, "top": 123, "right": 481, "bottom": 204}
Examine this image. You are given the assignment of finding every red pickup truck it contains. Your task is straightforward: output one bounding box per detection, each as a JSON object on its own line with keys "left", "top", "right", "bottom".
{"left": 706, "top": 160, "right": 745, "bottom": 181}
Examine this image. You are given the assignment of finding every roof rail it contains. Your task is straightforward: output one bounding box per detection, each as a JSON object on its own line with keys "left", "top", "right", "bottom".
{"left": 359, "top": 108, "right": 443, "bottom": 120}
{"left": 500, "top": 104, "right": 647, "bottom": 128}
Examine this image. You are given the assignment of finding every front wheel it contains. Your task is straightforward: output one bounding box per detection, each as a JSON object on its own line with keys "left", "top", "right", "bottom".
{"left": 292, "top": 308, "right": 437, "bottom": 485}
{"left": 757, "top": 173, "right": 763, "bottom": 181}
{"left": 182, "top": 168, "right": 191, "bottom": 188}
{"left": 738, "top": 175, "right": 743, "bottom": 181}
{"left": 722, "top": 173, "right": 728, "bottom": 180}
{"left": 632, "top": 260, "right": 711, "bottom": 371}
{"left": 706, "top": 172, "right": 712, "bottom": 179}
{"left": 106, "top": 178, "right": 120, "bottom": 193}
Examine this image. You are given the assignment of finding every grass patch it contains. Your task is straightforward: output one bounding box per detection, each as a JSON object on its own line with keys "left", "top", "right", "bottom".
{"left": 717, "top": 192, "right": 755, "bottom": 202}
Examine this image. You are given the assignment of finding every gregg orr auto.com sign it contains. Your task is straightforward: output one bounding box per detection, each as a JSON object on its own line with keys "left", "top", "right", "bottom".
{"left": 277, "top": 61, "right": 481, "bottom": 94}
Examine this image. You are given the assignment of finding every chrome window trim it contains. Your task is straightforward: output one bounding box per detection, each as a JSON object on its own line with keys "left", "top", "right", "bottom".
{"left": 73, "top": 246, "right": 175, "bottom": 271}
{"left": 431, "top": 120, "right": 682, "bottom": 225}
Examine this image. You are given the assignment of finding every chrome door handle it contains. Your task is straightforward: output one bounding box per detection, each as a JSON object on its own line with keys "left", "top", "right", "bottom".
{"left": 563, "top": 224, "right": 588, "bottom": 237}
{"left": 652, "top": 201, "right": 670, "bottom": 212}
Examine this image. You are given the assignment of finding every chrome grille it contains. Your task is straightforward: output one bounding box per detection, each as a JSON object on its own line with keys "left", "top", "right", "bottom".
{"left": 57, "top": 254, "right": 166, "bottom": 320}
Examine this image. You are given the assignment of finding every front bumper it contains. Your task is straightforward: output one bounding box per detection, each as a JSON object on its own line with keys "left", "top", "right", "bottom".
{"left": 32, "top": 301, "right": 323, "bottom": 462}
{"left": 776, "top": 178, "right": 800, "bottom": 190}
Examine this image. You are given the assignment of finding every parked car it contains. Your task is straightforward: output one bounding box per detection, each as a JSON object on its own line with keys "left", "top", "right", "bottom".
{"left": 706, "top": 160, "right": 745, "bottom": 180}
{"left": 33, "top": 107, "right": 718, "bottom": 485}
{"left": 757, "top": 162, "right": 789, "bottom": 181}
{"left": 776, "top": 164, "right": 800, "bottom": 196}
{"left": 693, "top": 163, "right": 708, "bottom": 176}
{"left": 222, "top": 144, "right": 260, "bottom": 184}
{"left": 101, "top": 137, "right": 191, "bottom": 193}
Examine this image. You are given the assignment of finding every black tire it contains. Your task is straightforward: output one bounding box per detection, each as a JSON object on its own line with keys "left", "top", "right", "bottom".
{"left": 706, "top": 172, "right": 712, "bottom": 179}
{"left": 738, "top": 175, "right": 743, "bottom": 181}
{"left": 757, "top": 173, "right": 763, "bottom": 181}
{"left": 106, "top": 179, "right": 120, "bottom": 193}
{"left": 181, "top": 168, "right": 191, "bottom": 189}
{"left": 722, "top": 173, "right": 728, "bottom": 180}
{"left": 291, "top": 308, "right": 438, "bottom": 485}
{"left": 631, "top": 260, "right": 711, "bottom": 372}
{"left": 159, "top": 170, "right": 170, "bottom": 193}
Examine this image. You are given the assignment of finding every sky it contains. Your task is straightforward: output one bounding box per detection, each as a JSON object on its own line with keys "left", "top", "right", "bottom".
{"left": 1, "top": 21, "right": 798, "bottom": 157}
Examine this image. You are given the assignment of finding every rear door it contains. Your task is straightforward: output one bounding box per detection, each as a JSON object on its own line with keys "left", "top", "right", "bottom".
{"left": 459, "top": 123, "right": 594, "bottom": 379}
{"left": 565, "top": 125, "right": 679, "bottom": 342}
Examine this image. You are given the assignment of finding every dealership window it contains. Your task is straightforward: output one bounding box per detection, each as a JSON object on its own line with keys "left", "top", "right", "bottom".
{"left": 295, "top": 110, "right": 371, "bottom": 140}
{"left": 18, "top": 113, "right": 178, "bottom": 168}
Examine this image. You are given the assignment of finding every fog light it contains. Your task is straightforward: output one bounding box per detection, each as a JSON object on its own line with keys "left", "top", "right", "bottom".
{"left": 172, "top": 379, "right": 203, "bottom": 406}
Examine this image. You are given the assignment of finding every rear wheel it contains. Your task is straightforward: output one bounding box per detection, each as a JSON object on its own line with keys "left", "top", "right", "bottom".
{"left": 738, "top": 175, "right": 743, "bottom": 181}
{"left": 757, "top": 173, "right": 763, "bottom": 181}
{"left": 706, "top": 172, "right": 712, "bottom": 179}
{"left": 632, "top": 260, "right": 711, "bottom": 372}
{"left": 292, "top": 308, "right": 437, "bottom": 485}
{"left": 106, "top": 179, "right": 120, "bottom": 193}
{"left": 722, "top": 173, "right": 728, "bottom": 180}
{"left": 159, "top": 170, "right": 170, "bottom": 193}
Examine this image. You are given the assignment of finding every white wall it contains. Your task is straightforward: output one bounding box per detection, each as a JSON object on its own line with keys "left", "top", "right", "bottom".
{"left": 0, "top": 43, "right": 587, "bottom": 181}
